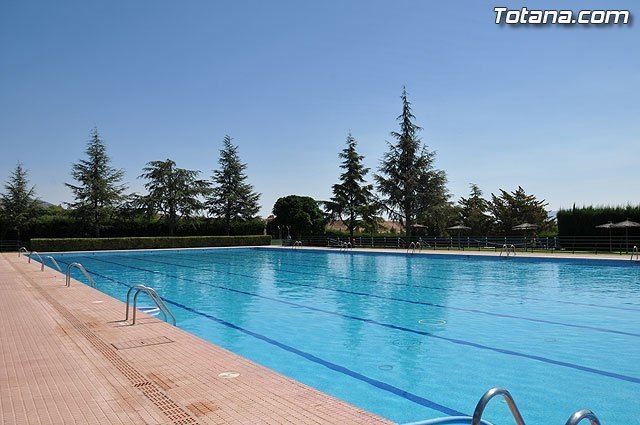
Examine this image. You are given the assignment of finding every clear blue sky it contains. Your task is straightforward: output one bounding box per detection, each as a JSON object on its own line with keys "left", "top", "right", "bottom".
{"left": 1, "top": 1, "right": 638, "bottom": 216}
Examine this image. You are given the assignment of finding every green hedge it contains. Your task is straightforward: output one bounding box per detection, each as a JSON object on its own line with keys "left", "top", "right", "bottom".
{"left": 557, "top": 206, "right": 640, "bottom": 237}
{"left": 31, "top": 235, "right": 271, "bottom": 252}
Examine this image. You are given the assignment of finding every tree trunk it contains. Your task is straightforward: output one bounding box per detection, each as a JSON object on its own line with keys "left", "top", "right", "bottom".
{"left": 168, "top": 206, "right": 176, "bottom": 236}
{"left": 405, "top": 202, "right": 413, "bottom": 238}
{"left": 349, "top": 210, "right": 355, "bottom": 240}
{"left": 94, "top": 201, "right": 100, "bottom": 238}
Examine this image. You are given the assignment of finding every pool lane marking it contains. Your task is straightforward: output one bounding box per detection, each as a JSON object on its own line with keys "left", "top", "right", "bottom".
{"left": 73, "top": 255, "right": 640, "bottom": 386}
{"left": 53, "top": 257, "right": 464, "bottom": 417}
{"left": 163, "top": 249, "right": 640, "bottom": 313}
{"left": 120, "top": 253, "right": 640, "bottom": 339}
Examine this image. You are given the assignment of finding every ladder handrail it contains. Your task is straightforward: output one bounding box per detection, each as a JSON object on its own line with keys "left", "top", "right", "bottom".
{"left": 564, "top": 410, "right": 601, "bottom": 425}
{"left": 42, "top": 256, "right": 62, "bottom": 272}
{"left": 28, "top": 251, "right": 45, "bottom": 271}
{"left": 18, "top": 247, "right": 28, "bottom": 257}
{"left": 499, "top": 244, "right": 517, "bottom": 257}
{"left": 65, "top": 262, "right": 96, "bottom": 287}
{"left": 124, "top": 284, "right": 176, "bottom": 325}
{"left": 472, "top": 387, "right": 526, "bottom": 425}
{"left": 631, "top": 245, "right": 638, "bottom": 261}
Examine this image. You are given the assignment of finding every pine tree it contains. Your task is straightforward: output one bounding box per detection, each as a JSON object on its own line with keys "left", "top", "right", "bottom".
{"left": 65, "top": 128, "right": 127, "bottom": 237}
{"left": 458, "top": 183, "right": 492, "bottom": 235}
{"left": 375, "top": 88, "right": 449, "bottom": 237}
{"left": 326, "top": 133, "right": 377, "bottom": 239}
{"left": 138, "top": 159, "right": 209, "bottom": 236}
{"left": 489, "top": 186, "right": 550, "bottom": 235}
{"left": 206, "top": 136, "right": 261, "bottom": 235}
{"left": 1, "top": 163, "right": 40, "bottom": 241}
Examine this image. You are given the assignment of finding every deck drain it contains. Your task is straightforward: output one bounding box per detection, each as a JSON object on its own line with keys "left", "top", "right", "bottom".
{"left": 378, "top": 364, "right": 394, "bottom": 371}
{"left": 91, "top": 300, "right": 103, "bottom": 304}
{"left": 112, "top": 336, "right": 174, "bottom": 350}
{"left": 218, "top": 371, "right": 240, "bottom": 379}
{"left": 17, "top": 270, "right": 202, "bottom": 425}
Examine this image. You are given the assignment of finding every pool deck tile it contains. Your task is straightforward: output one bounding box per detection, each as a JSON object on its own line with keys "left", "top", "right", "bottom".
{"left": 0, "top": 253, "right": 392, "bottom": 425}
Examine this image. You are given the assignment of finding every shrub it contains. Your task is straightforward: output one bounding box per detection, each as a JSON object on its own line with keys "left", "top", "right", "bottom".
{"left": 31, "top": 235, "right": 271, "bottom": 252}
{"left": 557, "top": 206, "right": 640, "bottom": 237}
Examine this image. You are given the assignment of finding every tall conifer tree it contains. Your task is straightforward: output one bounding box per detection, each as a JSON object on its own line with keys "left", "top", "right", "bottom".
{"left": 207, "top": 136, "right": 261, "bottom": 235}
{"left": 138, "top": 159, "right": 209, "bottom": 236}
{"left": 326, "top": 133, "right": 376, "bottom": 239}
{"left": 66, "top": 128, "right": 127, "bottom": 237}
{"left": 1, "top": 163, "right": 39, "bottom": 241}
{"left": 375, "top": 88, "right": 449, "bottom": 237}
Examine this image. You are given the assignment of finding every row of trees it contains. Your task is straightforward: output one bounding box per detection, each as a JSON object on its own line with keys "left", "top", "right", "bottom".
{"left": 1, "top": 88, "right": 554, "bottom": 241}
{"left": 1, "top": 131, "right": 262, "bottom": 240}
{"left": 312, "top": 88, "right": 553, "bottom": 239}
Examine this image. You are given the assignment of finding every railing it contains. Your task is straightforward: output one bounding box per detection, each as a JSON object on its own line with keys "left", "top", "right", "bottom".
{"left": 1, "top": 240, "right": 24, "bottom": 252}
{"left": 499, "top": 244, "right": 516, "bottom": 257}
{"left": 18, "top": 246, "right": 29, "bottom": 257}
{"left": 472, "top": 387, "right": 526, "bottom": 425}
{"left": 631, "top": 246, "right": 639, "bottom": 261}
{"left": 565, "top": 410, "right": 601, "bottom": 425}
{"left": 404, "top": 386, "right": 601, "bottom": 425}
{"left": 291, "top": 240, "right": 303, "bottom": 249}
{"left": 123, "top": 284, "right": 176, "bottom": 325}
{"left": 65, "top": 262, "right": 95, "bottom": 287}
{"left": 43, "top": 256, "right": 62, "bottom": 272}
{"left": 295, "top": 235, "right": 640, "bottom": 255}
{"left": 27, "top": 251, "right": 45, "bottom": 271}
{"left": 407, "top": 241, "right": 423, "bottom": 254}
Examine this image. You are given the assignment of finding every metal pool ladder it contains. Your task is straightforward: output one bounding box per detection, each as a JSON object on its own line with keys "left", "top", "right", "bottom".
{"left": 123, "top": 285, "right": 176, "bottom": 326}
{"left": 407, "top": 241, "right": 422, "bottom": 254}
{"left": 18, "top": 247, "right": 29, "bottom": 257}
{"left": 27, "top": 251, "right": 45, "bottom": 271}
{"left": 340, "top": 241, "right": 352, "bottom": 251}
{"left": 65, "top": 262, "right": 96, "bottom": 287}
{"left": 42, "top": 256, "right": 62, "bottom": 272}
{"left": 499, "top": 244, "right": 516, "bottom": 257}
{"left": 631, "top": 246, "right": 639, "bottom": 261}
{"left": 404, "top": 387, "right": 601, "bottom": 425}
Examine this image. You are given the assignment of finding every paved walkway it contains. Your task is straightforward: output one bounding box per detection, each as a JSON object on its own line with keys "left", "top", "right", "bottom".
{"left": 267, "top": 244, "right": 634, "bottom": 261}
{"left": 0, "top": 253, "right": 390, "bottom": 425}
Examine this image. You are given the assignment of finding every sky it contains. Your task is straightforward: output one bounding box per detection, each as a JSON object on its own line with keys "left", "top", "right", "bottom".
{"left": 1, "top": 0, "right": 638, "bottom": 217}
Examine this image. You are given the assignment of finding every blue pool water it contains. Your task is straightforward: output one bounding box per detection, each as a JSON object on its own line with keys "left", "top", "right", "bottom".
{"left": 42, "top": 248, "right": 640, "bottom": 424}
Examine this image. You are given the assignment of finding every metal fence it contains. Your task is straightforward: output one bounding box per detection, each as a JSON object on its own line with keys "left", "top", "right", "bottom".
{"left": 0, "top": 240, "right": 24, "bottom": 252}
{"left": 284, "top": 235, "right": 640, "bottom": 255}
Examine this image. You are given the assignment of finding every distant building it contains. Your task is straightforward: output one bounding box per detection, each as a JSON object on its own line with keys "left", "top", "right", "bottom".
{"left": 326, "top": 220, "right": 402, "bottom": 235}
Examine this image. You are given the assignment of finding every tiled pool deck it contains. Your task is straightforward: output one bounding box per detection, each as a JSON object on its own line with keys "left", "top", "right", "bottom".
{"left": 0, "top": 252, "right": 391, "bottom": 425}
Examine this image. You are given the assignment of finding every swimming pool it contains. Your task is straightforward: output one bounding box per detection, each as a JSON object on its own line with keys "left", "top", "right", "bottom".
{"left": 42, "top": 248, "right": 640, "bottom": 423}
